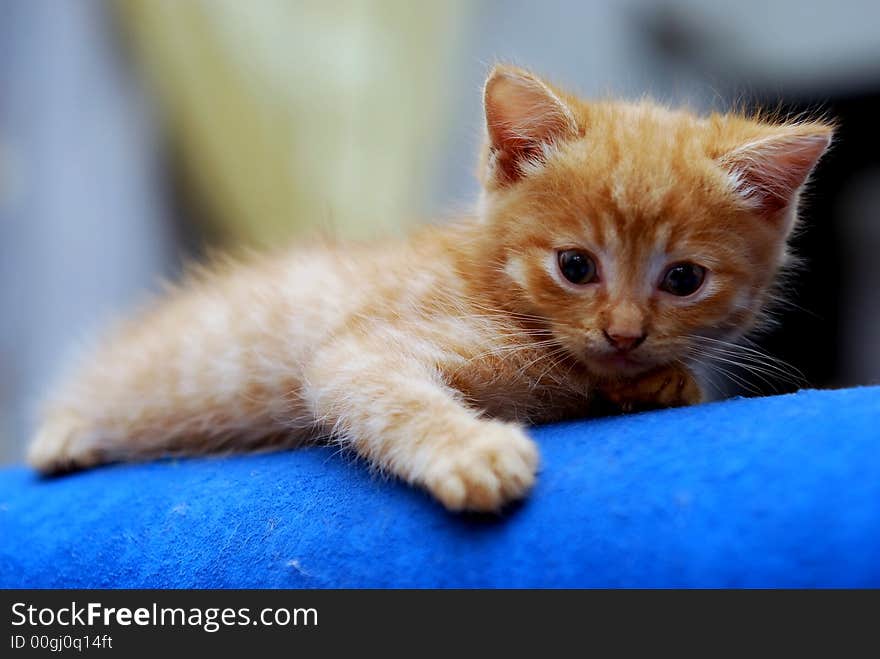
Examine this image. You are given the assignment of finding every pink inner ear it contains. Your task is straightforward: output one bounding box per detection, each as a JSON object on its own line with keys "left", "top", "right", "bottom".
{"left": 484, "top": 70, "right": 578, "bottom": 183}
{"left": 722, "top": 132, "right": 831, "bottom": 215}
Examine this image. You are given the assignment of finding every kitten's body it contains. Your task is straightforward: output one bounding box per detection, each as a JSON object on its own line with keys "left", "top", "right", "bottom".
{"left": 29, "top": 69, "right": 832, "bottom": 511}
{"left": 30, "top": 224, "right": 590, "bottom": 509}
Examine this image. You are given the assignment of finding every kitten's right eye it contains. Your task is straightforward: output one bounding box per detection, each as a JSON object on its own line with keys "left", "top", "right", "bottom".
{"left": 557, "top": 249, "right": 598, "bottom": 285}
{"left": 660, "top": 262, "right": 706, "bottom": 297}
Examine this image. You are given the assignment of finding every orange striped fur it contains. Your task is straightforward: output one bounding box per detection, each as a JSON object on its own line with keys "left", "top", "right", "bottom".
{"left": 29, "top": 66, "right": 833, "bottom": 511}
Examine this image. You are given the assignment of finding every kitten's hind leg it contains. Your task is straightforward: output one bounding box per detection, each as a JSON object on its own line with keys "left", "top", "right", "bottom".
{"left": 306, "top": 339, "right": 539, "bottom": 512}
{"left": 28, "top": 411, "right": 104, "bottom": 473}
{"left": 28, "top": 261, "right": 318, "bottom": 474}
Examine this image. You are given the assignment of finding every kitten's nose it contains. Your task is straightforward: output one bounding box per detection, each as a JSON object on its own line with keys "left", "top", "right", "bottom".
{"left": 603, "top": 330, "right": 647, "bottom": 352}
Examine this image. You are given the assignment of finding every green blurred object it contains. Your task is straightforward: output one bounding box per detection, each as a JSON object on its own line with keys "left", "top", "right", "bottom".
{"left": 117, "top": 0, "right": 467, "bottom": 246}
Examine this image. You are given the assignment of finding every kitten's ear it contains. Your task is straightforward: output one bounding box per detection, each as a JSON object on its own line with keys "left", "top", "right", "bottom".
{"left": 719, "top": 125, "right": 833, "bottom": 227}
{"left": 483, "top": 65, "right": 579, "bottom": 186}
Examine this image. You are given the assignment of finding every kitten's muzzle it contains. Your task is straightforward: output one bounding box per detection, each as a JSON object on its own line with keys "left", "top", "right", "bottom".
{"left": 602, "top": 330, "right": 647, "bottom": 353}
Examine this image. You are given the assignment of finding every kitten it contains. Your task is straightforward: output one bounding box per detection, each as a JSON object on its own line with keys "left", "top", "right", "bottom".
{"left": 28, "top": 66, "right": 832, "bottom": 512}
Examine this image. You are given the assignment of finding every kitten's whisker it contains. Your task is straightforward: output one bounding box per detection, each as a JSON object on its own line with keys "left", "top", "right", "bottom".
{"left": 530, "top": 348, "right": 575, "bottom": 388}
{"left": 463, "top": 339, "right": 561, "bottom": 359}
{"left": 446, "top": 339, "right": 567, "bottom": 381}
{"left": 695, "top": 349, "right": 806, "bottom": 387}
{"left": 456, "top": 299, "right": 550, "bottom": 322}
{"left": 766, "top": 296, "right": 822, "bottom": 320}
{"left": 516, "top": 347, "right": 567, "bottom": 380}
{"left": 686, "top": 346, "right": 794, "bottom": 393}
{"left": 694, "top": 358, "right": 764, "bottom": 395}
{"left": 687, "top": 335, "right": 808, "bottom": 385}
{"left": 690, "top": 345, "right": 800, "bottom": 382}
{"left": 676, "top": 357, "right": 726, "bottom": 398}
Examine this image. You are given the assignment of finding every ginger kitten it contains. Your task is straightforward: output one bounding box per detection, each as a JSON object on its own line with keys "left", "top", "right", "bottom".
{"left": 28, "top": 66, "right": 833, "bottom": 512}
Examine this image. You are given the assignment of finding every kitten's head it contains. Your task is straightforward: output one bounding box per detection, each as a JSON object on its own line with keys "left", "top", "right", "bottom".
{"left": 477, "top": 65, "right": 833, "bottom": 379}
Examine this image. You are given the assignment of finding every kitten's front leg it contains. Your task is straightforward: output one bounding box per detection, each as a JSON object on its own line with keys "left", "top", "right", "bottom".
{"left": 306, "top": 341, "right": 539, "bottom": 512}
{"left": 601, "top": 363, "right": 703, "bottom": 412}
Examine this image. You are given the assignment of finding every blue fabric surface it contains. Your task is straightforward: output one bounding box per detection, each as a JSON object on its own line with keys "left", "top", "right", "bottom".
{"left": 1, "top": 386, "right": 878, "bottom": 588}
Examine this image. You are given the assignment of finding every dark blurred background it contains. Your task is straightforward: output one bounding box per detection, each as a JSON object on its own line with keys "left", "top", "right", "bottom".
{"left": 1, "top": 0, "right": 878, "bottom": 463}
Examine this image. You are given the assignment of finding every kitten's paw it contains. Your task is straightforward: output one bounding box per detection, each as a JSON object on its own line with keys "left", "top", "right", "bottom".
{"left": 604, "top": 364, "right": 703, "bottom": 411}
{"left": 27, "top": 414, "right": 103, "bottom": 474}
{"left": 423, "top": 421, "right": 539, "bottom": 513}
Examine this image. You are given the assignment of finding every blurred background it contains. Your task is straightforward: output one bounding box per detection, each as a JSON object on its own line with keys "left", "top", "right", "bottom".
{"left": 1, "top": 0, "right": 878, "bottom": 463}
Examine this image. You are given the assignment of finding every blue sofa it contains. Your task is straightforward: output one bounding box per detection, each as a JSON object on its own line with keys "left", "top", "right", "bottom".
{"left": 1, "top": 386, "right": 878, "bottom": 588}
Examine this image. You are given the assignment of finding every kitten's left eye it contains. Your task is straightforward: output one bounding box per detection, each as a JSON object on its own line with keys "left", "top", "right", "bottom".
{"left": 557, "top": 249, "right": 598, "bottom": 285}
{"left": 660, "top": 263, "right": 706, "bottom": 297}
